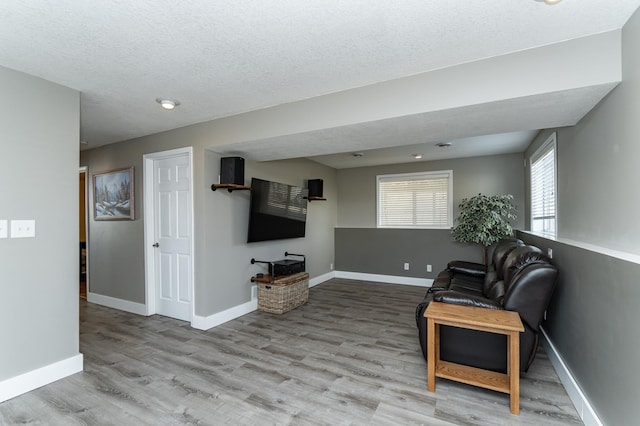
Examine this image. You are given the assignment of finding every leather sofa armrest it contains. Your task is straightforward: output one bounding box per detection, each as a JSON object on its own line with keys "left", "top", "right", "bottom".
{"left": 416, "top": 300, "right": 431, "bottom": 327}
{"left": 433, "top": 290, "right": 503, "bottom": 310}
{"left": 447, "top": 260, "right": 486, "bottom": 277}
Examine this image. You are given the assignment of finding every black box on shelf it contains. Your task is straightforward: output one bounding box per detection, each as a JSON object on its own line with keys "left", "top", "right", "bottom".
{"left": 271, "top": 259, "right": 305, "bottom": 276}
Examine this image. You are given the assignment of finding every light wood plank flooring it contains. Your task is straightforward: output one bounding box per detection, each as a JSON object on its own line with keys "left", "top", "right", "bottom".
{"left": 0, "top": 279, "right": 582, "bottom": 425}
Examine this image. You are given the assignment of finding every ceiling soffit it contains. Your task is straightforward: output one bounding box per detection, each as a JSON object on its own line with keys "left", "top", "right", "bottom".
{"left": 210, "top": 32, "right": 621, "bottom": 166}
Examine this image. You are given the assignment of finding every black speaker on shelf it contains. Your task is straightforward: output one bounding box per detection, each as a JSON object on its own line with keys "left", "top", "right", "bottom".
{"left": 307, "top": 179, "right": 323, "bottom": 198}
{"left": 220, "top": 157, "right": 244, "bottom": 185}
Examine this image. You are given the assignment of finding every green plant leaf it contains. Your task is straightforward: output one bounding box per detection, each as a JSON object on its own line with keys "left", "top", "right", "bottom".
{"left": 451, "top": 193, "right": 517, "bottom": 261}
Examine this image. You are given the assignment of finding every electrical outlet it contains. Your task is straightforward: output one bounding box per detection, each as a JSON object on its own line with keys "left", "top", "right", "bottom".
{"left": 330, "top": 263, "right": 334, "bottom": 270}
{"left": 0, "top": 220, "right": 7, "bottom": 238}
{"left": 403, "top": 262, "right": 409, "bottom": 270}
{"left": 251, "top": 285, "right": 257, "bottom": 300}
{"left": 427, "top": 264, "right": 432, "bottom": 273}
{"left": 11, "top": 220, "right": 35, "bottom": 238}
{"left": 547, "top": 248, "right": 553, "bottom": 259}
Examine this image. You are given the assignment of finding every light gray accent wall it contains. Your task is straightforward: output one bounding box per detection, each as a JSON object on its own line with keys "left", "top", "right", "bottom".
{"left": 525, "top": 10, "right": 640, "bottom": 255}
{"left": 336, "top": 229, "right": 481, "bottom": 278}
{"left": 519, "top": 7, "right": 640, "bottom": 425}
{"left": 81, "top": 129, "right": 337, "bottom": 317}
{"left": 0, "top": 66, "right": 80, "bottom": 381}
{"left": 82, "top": 143, "right": 164, "bottom": 303}
{"left": 337, "top": 153, "right": 526, "bottom": 229}
{"left": 203, "top": 153, "right": 336, "bottom": 314}
{"left": 335, "top": 153, "right": 525, "bottom": 276}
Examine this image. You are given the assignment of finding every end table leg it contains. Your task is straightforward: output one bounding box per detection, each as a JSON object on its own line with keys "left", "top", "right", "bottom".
{"left": 427, "top": 318, "right": 436, "bottom": 392}
{"left": 509, "top": 331, "right": 520, "bottom": 415}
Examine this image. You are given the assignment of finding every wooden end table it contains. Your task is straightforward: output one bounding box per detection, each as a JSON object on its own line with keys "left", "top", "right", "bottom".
{"left": 423, "top": 301, "right": 525, "bottom": 415}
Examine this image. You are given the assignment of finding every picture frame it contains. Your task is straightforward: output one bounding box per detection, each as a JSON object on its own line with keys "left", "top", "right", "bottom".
{"left": 93, "top": 166, "right": 134, "bottom": 220}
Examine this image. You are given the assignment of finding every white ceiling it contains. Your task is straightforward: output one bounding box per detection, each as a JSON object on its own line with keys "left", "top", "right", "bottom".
{"left": 308, "top": 130, "right": 541, "bottom": 169}
{"left": 1, "top": 1, "right": 639, "bottom": 168}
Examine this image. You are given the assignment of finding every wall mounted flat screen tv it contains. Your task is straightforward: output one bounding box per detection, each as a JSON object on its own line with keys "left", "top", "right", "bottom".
{"left": 247, "top": 178, "right": 307, "bottom": 243}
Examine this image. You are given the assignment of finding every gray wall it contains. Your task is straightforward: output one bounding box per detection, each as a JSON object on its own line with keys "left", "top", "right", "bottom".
{"left": 519, "top": 7, "right": 640, "bottom": 425}
{"left": 203, "top": 152, "right": 337, "bottom": 314}
{"left": 524, "top": 20, "right": 640, "bottom": 256}
{"left": 0, "top": 66, "right": 80, "bottom": 381}
{"left": 81, "top": 143, "right": 147, "bottom": 302}
{"left": 336, "top": 229, "right": 480, "bottom": 279}
{"left": 81, "top": 132, "right": 337, "bottom": 317}
{"left": 335, "top": 153, "right": 525, "bottom": 277}
{"left": 337, "top": 153, "right": 526, "bottom": 229}
{"left": 518, "top": 233, "right": 640, "bottom": 426}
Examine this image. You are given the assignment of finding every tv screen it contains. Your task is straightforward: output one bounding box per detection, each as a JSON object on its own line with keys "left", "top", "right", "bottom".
{"left": 247, "top": 178, "right": 307, "bottom": 243}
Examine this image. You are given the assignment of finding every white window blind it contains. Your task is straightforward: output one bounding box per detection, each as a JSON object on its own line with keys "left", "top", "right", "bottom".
{"left": 530, "top": 133, "right": 556, "bottom": 236}
{"left": 377, "top": 171, "right": 452, "bottom": 228}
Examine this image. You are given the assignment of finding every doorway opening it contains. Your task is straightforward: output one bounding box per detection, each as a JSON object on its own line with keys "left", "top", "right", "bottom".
{"left": 79, "top": 167, "right": 88, "bottom": 299}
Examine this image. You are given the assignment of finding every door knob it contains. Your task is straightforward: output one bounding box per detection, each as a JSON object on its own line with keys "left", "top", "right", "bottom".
{"left": 153, "top": 242, "right": 159, "bottom": 247}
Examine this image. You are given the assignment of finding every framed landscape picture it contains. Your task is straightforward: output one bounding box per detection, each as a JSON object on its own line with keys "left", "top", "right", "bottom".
{"left": 93, "top": 166, "right": 134, "bottom": 220}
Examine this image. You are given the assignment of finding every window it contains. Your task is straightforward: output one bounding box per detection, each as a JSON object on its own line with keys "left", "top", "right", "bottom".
{"left": 530, "top": 133, "right": 557, "bottom": 237}
{"left": 377, "top": 170, "right": 453, "bottom": 229}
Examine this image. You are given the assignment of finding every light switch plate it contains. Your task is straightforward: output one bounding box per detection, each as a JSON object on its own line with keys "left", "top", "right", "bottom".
{"left": 0, "top": 220, "right": 7, "bottom": 238}
{"left": 11, "top": 220, "right": 36, "bottom": 238}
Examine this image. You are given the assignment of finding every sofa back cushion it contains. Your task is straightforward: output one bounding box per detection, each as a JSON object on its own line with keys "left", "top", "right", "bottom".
{"left": 490, "top": 238, "right": 524, "bottom": 273}
{"left": 481, "top": 239, "right": 523, "bottom": 295}
{"left": 486, "top": 279, "right": 505, "bottom": 303}
{"left": 501, "top": 245, "right": 543, "bottom": 285}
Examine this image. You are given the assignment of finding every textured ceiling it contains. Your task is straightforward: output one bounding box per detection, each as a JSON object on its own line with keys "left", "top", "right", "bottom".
{"left": 218, "top": 82, "right": 618, "bottom": 167}
{"left": 1, "top": 1, "right": 639, "bottom": 166}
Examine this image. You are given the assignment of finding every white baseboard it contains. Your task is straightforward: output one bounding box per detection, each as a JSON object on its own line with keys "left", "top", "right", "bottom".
{"left": 309, "top": 271, "right": 335, "bottom": 287}
{"left": 192, "top": 299, "right": 258, "bottom": 331}
{"left": 87, "top": 272, "right": 336, "bottom": 332}
{"left": 87, "top": 292, "right": 148, "bottom": 316}
{"left": 191, "top": 272, "right": 335, "bottom": 330}
{"left": 103, "top": 271, "right": 422, "bottom": 332}
{"left": 0, "top": 354, "right": 83, "bottom": 403}
{"left": 540, "top": 327, "right": 603, "bottom": 426}
{"left": 334, "top": 270, "right": 433, "bottom": 287}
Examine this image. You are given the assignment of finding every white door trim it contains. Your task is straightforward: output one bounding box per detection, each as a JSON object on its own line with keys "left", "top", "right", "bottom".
{"left": 143, "top": 147, "right": 195, "bottom": 324}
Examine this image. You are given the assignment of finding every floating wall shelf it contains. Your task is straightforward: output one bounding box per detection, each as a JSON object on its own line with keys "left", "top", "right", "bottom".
{"left": 211, "top": 183, "right": 250, "bottom": 193}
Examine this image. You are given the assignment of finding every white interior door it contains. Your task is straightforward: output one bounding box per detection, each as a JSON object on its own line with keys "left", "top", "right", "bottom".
{"left": 152, "top": 153, "right": 192, "bottom": 321}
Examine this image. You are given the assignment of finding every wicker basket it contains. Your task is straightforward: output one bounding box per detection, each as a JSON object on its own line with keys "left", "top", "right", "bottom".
{"left": 257, "top": 272, "right": 309, "bottom": 314}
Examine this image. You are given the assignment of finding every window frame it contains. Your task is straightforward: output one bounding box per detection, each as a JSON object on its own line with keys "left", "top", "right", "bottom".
{"left": 529, "top": 132, "right": 557, "bottom": 237}
{"left": 376, "top": 170, "right": 453, "bottom": 229}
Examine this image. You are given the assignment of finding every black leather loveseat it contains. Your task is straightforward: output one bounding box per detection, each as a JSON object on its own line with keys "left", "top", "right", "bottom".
{"left": 416, "top": 241, "right": 558, "bottom": 373}
{"left": 428, "top": 238, "right": 524, "bottom": 295}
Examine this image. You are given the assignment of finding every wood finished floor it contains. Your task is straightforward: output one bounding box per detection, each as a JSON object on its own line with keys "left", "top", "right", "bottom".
{"left": 0, "top": 279, "right": 582, "bottom": 425}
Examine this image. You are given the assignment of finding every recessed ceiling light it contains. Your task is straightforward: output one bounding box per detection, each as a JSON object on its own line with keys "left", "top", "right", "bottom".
{"left": 535, "top": 0, "right": 562, "bottom": 5}
{"left": 156, "top": 98, "right": 180, "bottom": 110}
{"left": 412, "top": 154, "right": 423, "bottom": 159}
{"left": 352, "top": 152, "right": 364, "bottom": 157}
{"left": 436, "top": 142, "right": 452, "bottom": 148}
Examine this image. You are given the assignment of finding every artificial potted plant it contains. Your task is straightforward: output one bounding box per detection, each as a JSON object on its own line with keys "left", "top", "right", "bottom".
{"left": 451, "top": 193, "right": 517, "bottom": 265}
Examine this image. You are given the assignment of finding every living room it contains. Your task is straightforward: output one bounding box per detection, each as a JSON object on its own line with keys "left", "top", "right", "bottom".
{"left": 2, "top": 2, "right": 640, "bottom": 425}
